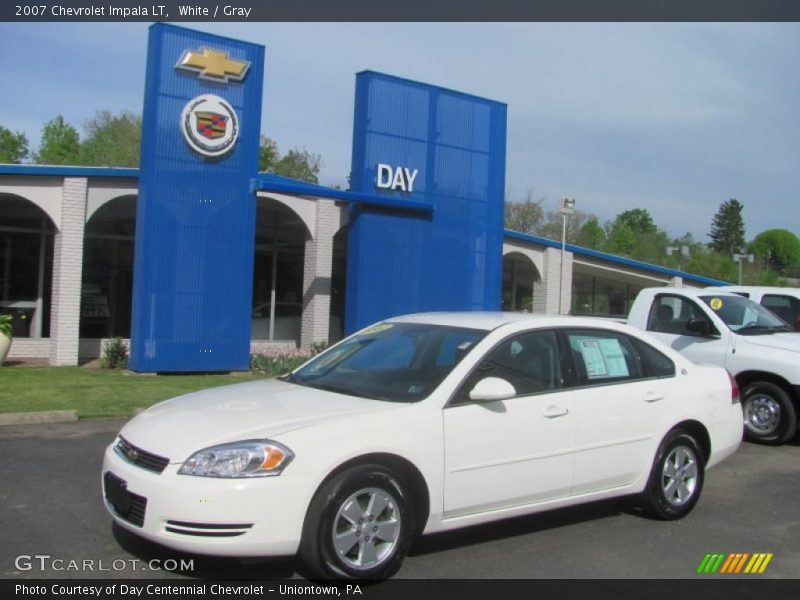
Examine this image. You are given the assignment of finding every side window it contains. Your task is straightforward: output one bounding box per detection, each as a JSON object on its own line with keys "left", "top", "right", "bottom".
{"left": 457, "top": 330, "right": 563, "bottom": 401}
{"left": 761, "top": 295, "right": 800, "bottom": 330}
{"left": 647, "top": 294, "right": 711, "bottom": 335}
{"left": 567, "top": 329, "right": 643, "bottom": 385}
{"left": 633, "top": 338, "right": 676, "bottom": 378}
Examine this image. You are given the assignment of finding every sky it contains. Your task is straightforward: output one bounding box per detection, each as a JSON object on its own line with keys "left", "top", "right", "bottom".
{"left": 1, "top": 22, "right": 798, "bottom": 241}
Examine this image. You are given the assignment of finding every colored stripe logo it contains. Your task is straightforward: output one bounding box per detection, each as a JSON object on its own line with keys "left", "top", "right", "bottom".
{"left": 697, "top": 553, "right": 773, "bottom": 574}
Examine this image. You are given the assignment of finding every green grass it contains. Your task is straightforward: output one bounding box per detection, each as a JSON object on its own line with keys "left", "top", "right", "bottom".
{"left": 0, "top": 366, "right": 267, "bottom": 418}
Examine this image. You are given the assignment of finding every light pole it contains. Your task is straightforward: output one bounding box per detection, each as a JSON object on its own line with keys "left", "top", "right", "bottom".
{"left": 558, "top": 197, "right": 576, "bottom": 315}
{"left": 732, "top": 252, "right": 754, "bottom": 285}
{"left": 666, "top": 245, "right": 691, "bottom": 272}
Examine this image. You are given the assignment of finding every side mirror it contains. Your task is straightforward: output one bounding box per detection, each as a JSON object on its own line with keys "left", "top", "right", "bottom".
{"left": 469, "top": 377, "right": 516, "bottom": 402}
{"left": 686, "top": 318, "right": 712, "bottom": 337}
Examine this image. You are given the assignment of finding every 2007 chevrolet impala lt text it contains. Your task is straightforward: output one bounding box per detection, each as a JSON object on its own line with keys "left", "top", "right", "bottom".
{"left": 102, "top": 313, "right": 743, "bottom": 579}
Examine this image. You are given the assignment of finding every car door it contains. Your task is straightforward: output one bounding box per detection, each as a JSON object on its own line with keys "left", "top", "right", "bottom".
{"left": 645, "top": 293, "right": 731, "bottom": 367}
{"left": 566, "top": 328, "right": 677, "bottom": 495}
{"left": 442, "top": 329, "right": 575, "bottom": 518}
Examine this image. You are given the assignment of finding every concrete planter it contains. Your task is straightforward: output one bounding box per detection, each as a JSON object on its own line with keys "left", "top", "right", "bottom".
{"left": 0, "top": 333, "right": 10, "bottom": 365}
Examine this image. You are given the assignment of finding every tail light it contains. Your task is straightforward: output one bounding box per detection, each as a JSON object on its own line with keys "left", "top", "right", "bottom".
{"left": 728, "top": 372, "right": 740, "bottom": 404}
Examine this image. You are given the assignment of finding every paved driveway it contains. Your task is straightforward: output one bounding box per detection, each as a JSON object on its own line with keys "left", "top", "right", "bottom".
{"left": 1, "top": 418, "right": 798, "bottom": 579}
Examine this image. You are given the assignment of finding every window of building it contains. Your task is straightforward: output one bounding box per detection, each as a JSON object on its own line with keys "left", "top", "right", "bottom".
{"left": 571, "top": 272, "right": 642, "bottom": 318}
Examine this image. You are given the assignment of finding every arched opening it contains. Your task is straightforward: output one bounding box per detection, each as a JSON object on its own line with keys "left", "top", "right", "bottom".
{"left": 0, "top": 194, "right": 56, "bottom": 338}
{"left": 502, "top": 252, "right": 540, "bottom": 312}
{"left": 80, "top": 195, "right": 136, "bottom": 338}
{"left": 252, "top": 196, "right": 309, "bottom": 343}
{"left": 329, "top": 225, "right": 348, "bottom": 343}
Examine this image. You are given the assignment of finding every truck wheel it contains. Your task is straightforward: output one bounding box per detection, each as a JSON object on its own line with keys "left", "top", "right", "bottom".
{"left": 741, "top": 381, "right": 797, "bottom": 445}
{"left": 299, "top": 464, "right": 416, "bottom": 580}
{"left": 640, "top": 430, "right": 705, "bottom": 520}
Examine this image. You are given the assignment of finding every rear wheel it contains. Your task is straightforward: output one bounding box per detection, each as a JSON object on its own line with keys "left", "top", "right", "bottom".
{"left": 741, "top": 381, "right": 797, "bottom": 445}
{"left": 299, "top": 464, "right": 415, "bottom": 580}
{"left": 640, "top": 430, "right": 705, "bottom": 520}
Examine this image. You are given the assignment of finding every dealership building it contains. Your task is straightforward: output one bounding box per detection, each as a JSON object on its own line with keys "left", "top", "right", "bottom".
{"left": 0, "top": 24, "right": 724, "bottom": 370}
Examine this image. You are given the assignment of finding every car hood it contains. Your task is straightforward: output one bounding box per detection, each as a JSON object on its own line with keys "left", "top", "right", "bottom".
{"left": 119, "top": 378, "right": 401, "bottom": 462}
{"left": 739, "top": 332, "right": 800, "bottom": 354}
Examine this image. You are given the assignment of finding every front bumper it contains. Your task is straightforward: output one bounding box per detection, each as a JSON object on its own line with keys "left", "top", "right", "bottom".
{"left": 101, "top": 442, "right": 318, "bottom": 557}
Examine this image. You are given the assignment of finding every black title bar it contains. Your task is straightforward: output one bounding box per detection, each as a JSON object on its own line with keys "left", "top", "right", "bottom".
{"left": 3, "top": 0, "right": 800, "bottom": 22}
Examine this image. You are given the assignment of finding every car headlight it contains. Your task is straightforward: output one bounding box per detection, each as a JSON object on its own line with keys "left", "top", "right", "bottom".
{"left": 178, "top": 440, "right": 294, "bottom": 478}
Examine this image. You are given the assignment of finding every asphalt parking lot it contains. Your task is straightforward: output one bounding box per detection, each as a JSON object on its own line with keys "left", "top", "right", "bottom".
{"left": 1, "top": 418, "right": 798, "bottom": 580}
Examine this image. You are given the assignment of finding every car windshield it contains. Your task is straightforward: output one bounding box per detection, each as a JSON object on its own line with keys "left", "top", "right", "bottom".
{"left": 700, "top": 294, "right": 793, "bottom": 334}
{"left": 283, "top": 322, "right": 487, "bottom": 402}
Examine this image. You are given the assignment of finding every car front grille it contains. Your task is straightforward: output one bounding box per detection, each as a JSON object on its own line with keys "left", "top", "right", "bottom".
{"left": 115, "top": 436, "right": 170, "bottom": 474}
{"left": 165, "top": 520, "right": 253, "bottom": 537}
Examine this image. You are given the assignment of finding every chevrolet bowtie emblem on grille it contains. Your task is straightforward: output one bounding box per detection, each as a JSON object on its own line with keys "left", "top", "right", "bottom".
{"left": 126, "top": 447, "right": 139, "bottom": 462}
{"left": 175, "top": 47, "right": 250, "bottom": 83}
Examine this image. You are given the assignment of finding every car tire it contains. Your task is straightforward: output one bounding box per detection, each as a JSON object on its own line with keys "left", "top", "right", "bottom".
{"left": 299, "top": 464, "right": 416, "bottom": 580}
{"left": 741, "top": 381, "right": 797, "bottom": 445}
{"left": 640, "top": 430, "right": 705, "bottom": 520}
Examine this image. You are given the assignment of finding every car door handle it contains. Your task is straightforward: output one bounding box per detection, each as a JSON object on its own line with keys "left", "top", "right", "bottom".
{"left": 644, "top": 392, "right": 664, "bottom": 403}
{"left": 543, "top": 406, "right": 569, "bottom": 418}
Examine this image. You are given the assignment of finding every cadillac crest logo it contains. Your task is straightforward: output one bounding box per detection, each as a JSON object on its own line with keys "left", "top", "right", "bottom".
{"left": 180, "top": 94, "right": 239, "bottom": 158}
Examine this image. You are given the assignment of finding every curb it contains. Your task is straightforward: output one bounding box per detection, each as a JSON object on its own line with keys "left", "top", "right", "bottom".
{"left": 0, "top": 410, "right": 79, "bottom": 426}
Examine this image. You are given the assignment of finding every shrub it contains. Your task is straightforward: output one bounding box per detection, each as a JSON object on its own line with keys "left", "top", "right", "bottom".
{"left": 101, "top": 337, "right": 128, "bottom": 369}
{"left": 250, "top": 347, "right": 313, "bottom": 378}
{"left": 310, "top": 340, "right": 330, "bottom": 356}
{"left": 0, "top": 314, "right": 12, "bottom": 339}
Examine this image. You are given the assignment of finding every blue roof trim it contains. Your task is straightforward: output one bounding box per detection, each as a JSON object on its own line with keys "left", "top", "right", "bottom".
{"left": 504, "top": 229, "right": 729, "bottom": 287}
{"left": 0, "top": 164, "right": 139, "bottom": 178}
{"left": 251, "top": 173, "right": 434, "bottom": 213}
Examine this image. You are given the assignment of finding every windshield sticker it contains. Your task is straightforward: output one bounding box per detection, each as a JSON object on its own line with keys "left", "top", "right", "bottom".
{"left": 361, "top": 323, "right": 394, "bottom": 335}
{"left": 576, "top": 337, "right": 630, "bottom": 379}
{"left": 709, "top": 297, "right": 724, "bottom": 311}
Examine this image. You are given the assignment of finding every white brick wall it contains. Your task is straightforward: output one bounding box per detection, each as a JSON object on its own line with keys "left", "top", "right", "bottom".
{"left": 8, "top": 338, "right": 51, "bottom": 359}
{"left": 300, "top": 199, "right": 337, "bottom": 348}
{"left": 542, "top": 246, "right": 573, "bottom": 315}
{"left": 49, "top": 178, "right": 87, "bottom": 366}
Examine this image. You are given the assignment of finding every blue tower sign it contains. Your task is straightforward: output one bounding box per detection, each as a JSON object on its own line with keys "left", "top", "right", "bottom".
{"left": 346, "top": 72, "right": 507, "bottom": 333}
{"left": 129, "top": 24, "right": 264, "bottom": 372}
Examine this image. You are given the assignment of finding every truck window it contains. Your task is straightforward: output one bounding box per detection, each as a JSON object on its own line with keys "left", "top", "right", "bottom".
{"left": 761, "top": 294, "right": 800, "bottom": 331}
{"left": 646, "top": 295, "right": 710, "bottom": 336}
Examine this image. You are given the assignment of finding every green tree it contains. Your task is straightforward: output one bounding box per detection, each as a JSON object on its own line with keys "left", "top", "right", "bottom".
{"left": 708, "top": 198, "right": 746, "bottom": 255}
{"left": 751, "top": 229, "right": 800, "bottom": 273}
{"left": 504, "top": 191, "right": 543, "bottom": 234}
{"left": 258, "top": 136, "right": 322, "bottom": 183}
{"left": 0, "top": 126, "right": 29, "bottom": 163}
{"left": 575, "top": 216, "right": 606, "bottom": 249}
{"left": 33, "top": 116, "right": 80, "bottom": 165}
{"left": 616, "top": 208, "right": 657, "bottom": 235}
{"left": 274, "top": 148, "right": 322, "bottom": 183}
{"left": 258, "top": 135, "right": 279, "bottom": 172}
{"left": 606, "top": 220, "right": 636, "bottom": 256}
{"left": 78, "top": 110, "right": 141, "bottom": 167}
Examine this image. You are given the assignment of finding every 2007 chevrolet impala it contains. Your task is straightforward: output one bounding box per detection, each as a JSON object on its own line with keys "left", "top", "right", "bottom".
{"left": 103, "top": 313, "right": 742, "bottom": 579}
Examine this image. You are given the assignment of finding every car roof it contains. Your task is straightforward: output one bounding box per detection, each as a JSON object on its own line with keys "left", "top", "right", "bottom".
{"left": 647, "top": 286, "right": 741, "bottom": 299}
{"left": 717, "top": 285, "right": 800, "bottom": 294}
{"left": 386, "top": 311, "right": 629, "bottom": 332}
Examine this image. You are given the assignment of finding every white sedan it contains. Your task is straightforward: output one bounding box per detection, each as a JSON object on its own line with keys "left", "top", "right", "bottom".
{"left": 102, "top": 313, "right": 743, "bottom": 579}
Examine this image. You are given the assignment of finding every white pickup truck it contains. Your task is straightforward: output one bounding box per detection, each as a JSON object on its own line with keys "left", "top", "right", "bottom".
{"left": 627, "top": 287, "right": 800, "bottom": 445}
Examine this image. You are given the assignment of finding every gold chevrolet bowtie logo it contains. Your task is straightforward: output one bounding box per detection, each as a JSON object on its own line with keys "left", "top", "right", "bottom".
{"left": 175, "top": 47, "right": 250, "bottom": 83}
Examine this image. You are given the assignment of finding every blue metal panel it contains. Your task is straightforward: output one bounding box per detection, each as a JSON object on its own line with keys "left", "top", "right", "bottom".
{"left": 0, "top": 165, "right": 138, "bottom": 178}
{"left": 129, "top": 24, "right": 264, "bottom": 372}
{"left": 346, "top": 72, "right": 507, "bottom": 334}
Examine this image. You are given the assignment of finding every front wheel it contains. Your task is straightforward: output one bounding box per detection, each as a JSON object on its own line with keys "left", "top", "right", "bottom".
{"left": 741, "top": 381, "right": 797, "bottom": 445}
{"left": 299, "top": 464, "right": 416, "bottom": 580}
{"left": 640, "top": 430, "right": 705, "bottom": 520}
